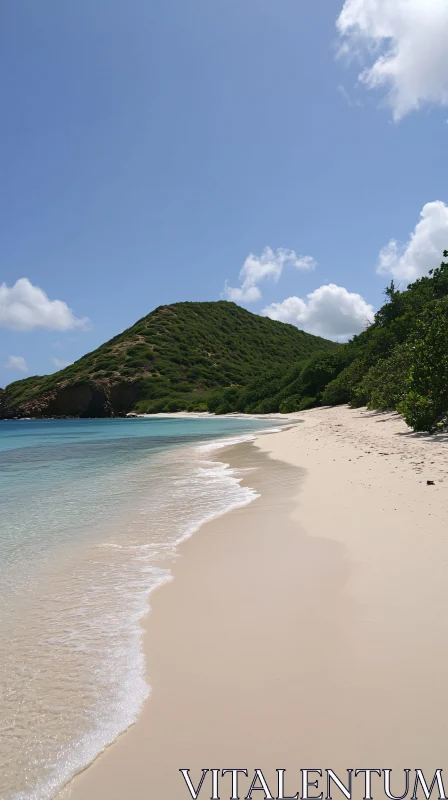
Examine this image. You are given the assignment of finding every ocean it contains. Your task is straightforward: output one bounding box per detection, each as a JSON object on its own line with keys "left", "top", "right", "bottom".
{"left": 0, "top": 416, "right": 278, "bottom": 800}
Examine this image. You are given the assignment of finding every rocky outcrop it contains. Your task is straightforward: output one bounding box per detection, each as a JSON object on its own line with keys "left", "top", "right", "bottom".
{"left": 108, "top": 382, "right": 141, "bottom": 414}
{"left": 44, "top": 384, "right": 110, "bottom": 417}
{"left": 1, "top": 380, "right": 142, "bottom": 419}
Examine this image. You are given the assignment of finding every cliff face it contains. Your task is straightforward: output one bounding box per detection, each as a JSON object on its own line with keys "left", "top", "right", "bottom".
{"left": 1, "top": 380, "right": 141, "bottom": 419}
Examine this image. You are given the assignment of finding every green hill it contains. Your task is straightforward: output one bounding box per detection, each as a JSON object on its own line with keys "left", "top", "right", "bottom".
{"left": 210, "top": 252, "right": 448, "bottom": 432}
{"left": 0, "top": 301, "right": 339, "bottom": 418}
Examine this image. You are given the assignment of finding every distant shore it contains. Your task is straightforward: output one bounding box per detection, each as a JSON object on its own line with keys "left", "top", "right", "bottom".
{"left": 1, "top": 411, "right": 298, "bottom": 421}
{"left": 61, "top": 406, "right": 448, "bottom": 800}
{"left": 126, "top": 410, "right": 298, "bottom": 420}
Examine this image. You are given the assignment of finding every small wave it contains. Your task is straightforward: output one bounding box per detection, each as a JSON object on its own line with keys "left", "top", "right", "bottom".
{"left": 197, "top": 426, "right": 283, "bottom": 453}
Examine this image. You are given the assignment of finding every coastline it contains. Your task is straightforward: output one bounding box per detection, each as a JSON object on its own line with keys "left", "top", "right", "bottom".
{"left": 60, "top": 406, "right": 448, "bottom": 800}
{"left": 2, "top": 416, "right": 278, "bottom": 800}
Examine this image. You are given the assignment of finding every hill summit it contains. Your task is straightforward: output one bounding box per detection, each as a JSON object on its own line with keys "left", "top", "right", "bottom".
{"left": 1, "top": 301, "right": 339, "bottom": 418}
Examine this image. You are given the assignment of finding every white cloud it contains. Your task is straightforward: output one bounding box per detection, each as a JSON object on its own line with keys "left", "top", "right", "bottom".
{"left": 4, "top": 355, "right": 29, "bottom": 373}
{"left": 0, "top": 278, "right": 90, "bottom": 332}
{"left": 262, "top": 284, "right": 375, "bottom": 342}
{"left": 337, "top": 0, "right": 448, "bottom": 119}
{"left": 224, "top": 247, "right": 316, "bottom": 303}
{"left": 52, "top": 358, "right": 73, "bottom": 369}
{"left": 377, "top": 201, "right": 448, "bottom": 282}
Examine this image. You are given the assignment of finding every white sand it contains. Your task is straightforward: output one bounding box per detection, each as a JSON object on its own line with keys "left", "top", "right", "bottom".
{"left": 61, "top": 406, "right": 448, "bottom": 800}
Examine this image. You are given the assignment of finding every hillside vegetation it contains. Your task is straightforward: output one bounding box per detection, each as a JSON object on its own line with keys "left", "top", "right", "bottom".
{"left": 4, "top": 255, "right": 447, "bottom": 430}
{"left": 1, "top": 301, "right": 339, "bottom": 418}
{"left": 211, "top": 252, "right": 448, "bottom": 432}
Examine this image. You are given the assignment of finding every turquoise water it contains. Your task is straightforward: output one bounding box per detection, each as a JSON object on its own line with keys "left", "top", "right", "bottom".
{"left": 0, "top": 417, "right": 276, "bottom": 800}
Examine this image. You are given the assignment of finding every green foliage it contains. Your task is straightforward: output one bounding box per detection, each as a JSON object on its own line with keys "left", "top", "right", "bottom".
{"left": 356, "top": 344, "right": 412, "bottom": 411}
{"left": 279, "top": 395, "right": 304, "bottom": 413}
{"left": 320, "top": 253, "right": 448, "bottom": 431}
{"left": 206, "top": 352, "right": 344, "bottom": 415}
{"left": 398, "top": 392, "right": 438, "bottom": 433}
{"left": 4, "top": 375, "right": 45, "bottom": 405}
{"left": 299, "top": 351, "right": 346, "bottom": 399}
{"left": 3, "top": 301, "right": 338, "bottom": 416}
{"left": 187, "top": 402, "right": 208, "bottom": 413}
{"left": 321, "top": 359, "right": 367, "bottom": 407}
{"left": 397, "top": 300, "right": 448, "bottom": 431}
{"left": 207, "top": 252, "right": 448, "bottom": 432}
{"left": 5, "top": 254, "right": 448, "bottom": 432}
{"left": 296, "top": 396, "right": 318, "bottom": 411}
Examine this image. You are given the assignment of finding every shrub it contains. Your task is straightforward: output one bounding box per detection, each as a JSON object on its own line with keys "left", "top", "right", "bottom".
{"left": 321, "top": 359, "right": 366, "bottom": 407}
{"left": 214, "top": 403, "right": 231, "bottom": 415}
{"left": 252, "top": 398, "right": 280, "bottom": 414}
{"left": 397, "top": 301, "right": 448, "bottom": 431}
{"left": 165, "top": 399, "right": 184, "bottom": 412}
{"left": 298, "top": 396, "right": 318, "bottom": 411}
{"left": 300, "top": 352, "right": 346, "bottom": 400}
{"left": 398, "top": 392, "right": 439, "bottom": 433}
{"left": 279, "top": 395, "right": 304, "bottom": 413}
{"left": 355, "top": 344, "right": 412, "bottom": 411}
{"left": 187, "top": 403, "right": 208, "bottom": 412}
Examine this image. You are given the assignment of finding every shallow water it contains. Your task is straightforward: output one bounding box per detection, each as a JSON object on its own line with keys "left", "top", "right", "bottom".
{"left": 0, "top": 417, "right": 276, "bottom": 800}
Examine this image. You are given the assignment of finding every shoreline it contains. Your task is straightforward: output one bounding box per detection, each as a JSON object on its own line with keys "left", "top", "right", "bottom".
{"left": 2, "top": 416, "right": 280, "bottom": 800}
{"left": 60, "top": 406, "right": 448, "bottom": 800}
{"left": 1, "top": 410, "right": 301, "bottom": 422}
{"left": 59, "top": 432, "right": 304, "bottom": 800}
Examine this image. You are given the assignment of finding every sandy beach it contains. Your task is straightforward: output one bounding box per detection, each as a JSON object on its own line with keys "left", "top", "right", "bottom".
{"left": 60, "top": 406, "right": 448, "bottom": 800}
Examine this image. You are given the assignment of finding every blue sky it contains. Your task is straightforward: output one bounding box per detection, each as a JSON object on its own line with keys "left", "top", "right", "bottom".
{"left": 1, "top": 0, "right": 448, "bottom": 385}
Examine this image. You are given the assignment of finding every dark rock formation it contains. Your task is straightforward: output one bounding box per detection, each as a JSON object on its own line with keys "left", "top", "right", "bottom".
{"left": 1, "top": 380, "right": 142, "bottom": 419}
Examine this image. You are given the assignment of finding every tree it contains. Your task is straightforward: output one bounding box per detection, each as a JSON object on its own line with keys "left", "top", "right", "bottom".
{"left": 398, "top": 300, "right": 448, "bottom": 431}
